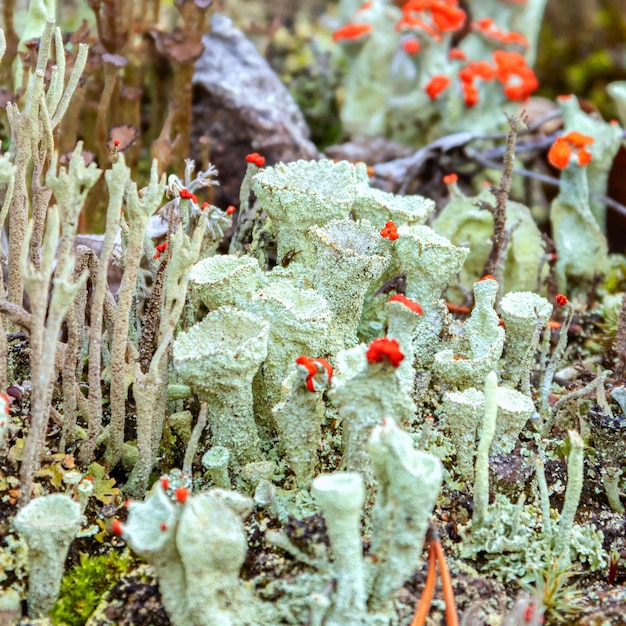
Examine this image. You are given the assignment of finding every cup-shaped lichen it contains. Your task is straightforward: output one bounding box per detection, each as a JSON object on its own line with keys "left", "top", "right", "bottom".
{"left": 308, "top": 219, "right": 389, "bottom": 350}
{"left": 367, "top": 418, "right": 443, "bottom": 613}
{"left": 273, "top": 358, "right": 331, "bottom": 486}
{"left": 331, "top": 342, "right": 415, "bottom": 478}
{"left": 252, "top": 159, "right": 358, "bottom": 264}
{"left": 311, "top": 472, "right": 367, "bottom": 624}
{"left": 500, "top": 291, "right": 552, "bottom": 387}
{"left": 248, "top": 280, "right": 331, "bottom": 419}
{"left": 352, "top": 185, "right": 434, "bottom": 227}
{"left": 390, "top": 224, "right": 468, "bottom": 310}
{"left": 491, "top": 387, "right": 535, "bottom": 455}
{"left": 177, "top": 491, "right": 255, "bottom": 625}
{"left": 385, "top": 296, "right": 424, "bottom": 392}
{"left": 189, "top": 254, "right": 264, "bottom": 311}
{"left": 173, "top": 307, "right": 269, "bottom": 466}
{"left": 442, "top": 388, "right": 485, "bottom": 480}
{"left": 434, "top": 277, "right": 505, "bottom": 389}
{"left": 14, "top": 494, "right": 82, "bottom": 617}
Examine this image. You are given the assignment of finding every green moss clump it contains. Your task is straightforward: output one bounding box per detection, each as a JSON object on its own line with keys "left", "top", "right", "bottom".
{"left": 50, "top": 550, "right": 132, "bottom": 626}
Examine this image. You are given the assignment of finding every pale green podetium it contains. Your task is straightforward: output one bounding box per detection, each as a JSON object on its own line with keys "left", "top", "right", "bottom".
{"left": 273, "top": 359, "right": 331, "bottom": 486}
{"left": 248, "top": 280, "right": 331, "bottom": 421}
{"left": 189, "top": 254, "right": 264, "bottom": 312}
{"left": 14, "top": 494, "right": 82, "bottom": 618}
{"left": 311, "top": 472, "right": 367, "bottom": 626}
{"left": 308, "top": 219, "right": 389, "bottom": 350}
{"left": 331, "top": 345, "right": 415, "bottom": 479}
{"left": 500, "top": 291, "right": 552, "bottom": 389}
{"left": 390, "top": 223, "right": 468, "bottom": 310}
{"left": 121, "top": 475, "right": 260, "bottom": 626}
{"left": 367, "top": 418, "right": 443, "bottom": 614}
{"left": 434, "top": 276, "right": 504, "bottom": 389}
{"left": 172, "top": 306, "right": 269, "bottom": 466}
{"left": 252, "top": 159, "right": 357, "bottom": 265}
{"left": 352, "top": 182, "right": 434, "bottom": 227}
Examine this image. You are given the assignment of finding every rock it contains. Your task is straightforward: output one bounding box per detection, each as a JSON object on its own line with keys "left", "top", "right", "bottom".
{"left": 191, "top": 14, "right": 319, "bottom": 208}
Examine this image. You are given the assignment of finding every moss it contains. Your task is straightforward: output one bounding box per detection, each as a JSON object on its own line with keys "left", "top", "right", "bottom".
{"left": 50, "top": 551, "right": 132, "bottom": 626}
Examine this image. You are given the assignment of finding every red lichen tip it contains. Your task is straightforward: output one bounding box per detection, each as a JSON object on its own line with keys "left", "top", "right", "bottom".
{"left": 556, "top": 293, "right": 568, "bottom": 306}
{"left": 366, "top": 337, "right": 405, "bottom": 368}
{"left": 179, "top": 188, "right": 194, "bottom": 200}
{"left": 547, "top": 137, "right": 571, "bottom": 170}
{"left": 548, "top": 131, "right": 594, "bottom": 170}
{"left": 425, "top": 74, "right": 451, "bottom": 100}
{"left": 295, "top": 355, "right": 333, "bottom": 392}
{"left": 226, "top": 205, "right": 236, "bottom": 215}
{"left": 112, "top": 519, "right": 124, "bottom": 536}
{"left": 443, "top": 173, "right": 458, "bottom": 184}
{"left": 160, "top": 477, "right": 170, "bottom": 490}
{"left": 175, "top": 486, "right": 189, "bottom": 503}
{"left": 402, "top": 38, "right": 421, "bottom": 55}
{"left": 113, "top": 139, "right": 120, "bottom": 147}
{"left": 332, "top": 22, "right": 373, "bottom": 42}
{"left": 473, "top": 18, "right": 528, "bottom": 46}
{"left": 389, "top": 294, "right": 423, "bottom": 314}
{"left": 156, "top": 242, "right": 168, "bottom": 253}
{"left": 245, "top": 152, "right": 265, "bottom": 167}
{"left": 563, "top": 131, "right": 595, "bottom": 147}
{"left": 380, "top": 220, "right": 399, "bottom": 241}
{"left": 448, "top": 47, "right": 466, "bottom": 61}
{"left": 160, "top": 523, "right": 168, "bottom": 531}
{"left": 478, "top": 274, "right": 497, "bottom": 282}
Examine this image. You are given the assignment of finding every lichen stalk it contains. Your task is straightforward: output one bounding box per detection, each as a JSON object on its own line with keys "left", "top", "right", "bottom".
{"left": 20, "top": 142, "right": 99, "bottom": 500}
{"left": 473, "top": 370, "right": 498, "bottom": 527}
{"left": 312, "top": 472, "right": 367, "bottom": 625}
{"left": 81, "top": 157, "right": 129, "bottom": 466}
{"left": 106, "top": 161, "right": 164, "bottom": 468}
{"left": 554, "top": 430, "right": 585, "bottom": 567}
{"left": 367, "top": 418, "right": 443, "bottom": 613}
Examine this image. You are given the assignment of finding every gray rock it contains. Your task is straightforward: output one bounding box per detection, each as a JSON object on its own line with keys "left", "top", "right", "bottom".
{"left": 191, "top": 14, "right": 319, "bottom": 207}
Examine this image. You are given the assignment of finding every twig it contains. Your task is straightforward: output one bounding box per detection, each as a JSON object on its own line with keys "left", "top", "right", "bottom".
{"left": 482, "top": 113, "right": 528, "bottom": 280}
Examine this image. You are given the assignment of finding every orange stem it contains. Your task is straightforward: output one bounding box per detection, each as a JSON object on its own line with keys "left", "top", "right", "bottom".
{"left": 410, "top": 541, "right": 437, "bottom": 626}
{"left": 434, "top": 539, "right": 459, "bottom": 626}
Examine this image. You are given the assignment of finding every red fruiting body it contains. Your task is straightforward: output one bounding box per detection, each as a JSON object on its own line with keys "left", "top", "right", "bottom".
{"left": 175, "top": 487, "right": 189, "bottom": 503}
{"left": 112, "top": 519, "right": 124, "bottom": 536}
{"left": 448, "top": 47, "right": 466, "bottom": 61}
{"left": 402, "top": 38, "right": 420, "bottom": 54}
{"left": 493, "top": 50, "right": 539, "bottom": 101}
{"left": 201, "top": 202, "right": 210, "bottom": 210}
{"left": 443, "top": 173, "right": 458, "bottom": 184}
{"left": 380, "top": 220, "right": 399, "bottom": 240}
{"left": 160, "top": 477, "right": 170, "bottom": 490}
{"left": 156, "top": 242, "right": 168, "bottom": 253}
{"left": 295, "top": 355, "right": 333, "bottom": 392}
{"left": 556, "top": 294, "right": 568, "bottom": 306}
{"left": 179, "top": 188, "right": 194, "bottom": 200}
{"left": 388, "top": 294, "right": 423, "bottom": 314}
{"left": 332, "top": 22, "right": 373, "bottom": 42}
{"left": 245, "top": 152, "right": 266, "bottom": 167}
{"left": 479, "top": 274, "right": 497, "bottom": 282}
{"left": 548, "top": 130, "right": 597, "bottom": 170}
{"left": 473, "top": 18, "right": 528, "bottom": 46}
{"left": 160, "top": 523, "right": 168, "bottom": 531}
{"left": 366, "top": 338, "right": 405, "bottom": 367}
{"left": 226, "top": 205, "right": 236, "bottom": 215}
{"left": 425, "top": 74, "right": 451, "bottom": 99}
{"left": 113, "top": 139, "right": 120, "bottom": 147}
